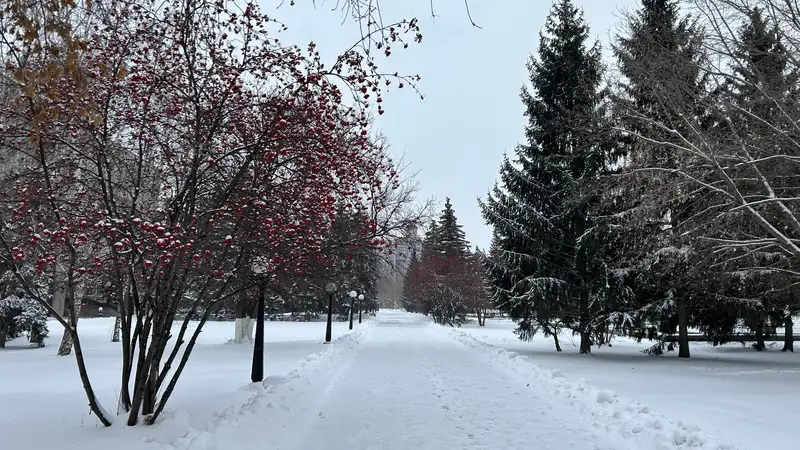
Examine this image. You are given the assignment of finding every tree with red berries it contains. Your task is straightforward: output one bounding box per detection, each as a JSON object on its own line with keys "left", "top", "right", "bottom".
{"left": 0, "top": 0, "right": 424, "bottom": 427}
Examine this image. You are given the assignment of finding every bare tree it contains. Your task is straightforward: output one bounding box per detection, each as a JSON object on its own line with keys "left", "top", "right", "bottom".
{"left": 613, "top": 0, "right": 800, "bottom": 351}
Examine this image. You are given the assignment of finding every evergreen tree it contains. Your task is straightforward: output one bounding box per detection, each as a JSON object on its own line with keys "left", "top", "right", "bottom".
{"left": 421, "top": 219, "right": 440, "bottom": 256}
{"left": 327, "top": 207, "right": 380, "bottom": 314}
{"left": 615, "top": 0, "right": 703, "bottom": 131}
{"left": 403, "top": 198, "right": 480, "bottom": 325}
{"left": 610, "top": 0, "right": 706, "bottom": 357}
{"left": 719, "top": 7, "right": 800, "bottom": 350}
{"left": 732, "top": 7, "right": 796, "bottom": 122}
{"left": 483, "top": 233, "right": 510, "bottom": 315}
{"left": 480, "top": 0, "right": 620, "bottom": 354}
{"left": 0, "top": 264, "right": 50, "bottom": 348}
{"left": 401, "top": 247, "right": 421, "bottom": 312}
{"left": 436, "top": 198, "right": 469, "bottom": 258}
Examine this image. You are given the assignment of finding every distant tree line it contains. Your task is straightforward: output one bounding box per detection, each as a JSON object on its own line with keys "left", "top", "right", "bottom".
{"left": 402, "top": 198, "right": 490, "bottom": 326}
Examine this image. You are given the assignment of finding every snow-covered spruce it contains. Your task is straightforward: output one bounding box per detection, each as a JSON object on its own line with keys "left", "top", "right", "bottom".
{"left": 0, "top": 295, "right": 49, "bottom": 348}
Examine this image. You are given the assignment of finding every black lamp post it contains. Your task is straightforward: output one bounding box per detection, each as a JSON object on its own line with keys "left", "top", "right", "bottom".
{"left": 358, "top": 293, "right": 364, "bottom": 324}
{"left": 324, "top": 282, "right": 337, "bottom": 343}
{"left": 251, "top": 261, "right": 267, "bottom": 383}
{"left": 348, "top": 290, "right": 356, "bottom": 330}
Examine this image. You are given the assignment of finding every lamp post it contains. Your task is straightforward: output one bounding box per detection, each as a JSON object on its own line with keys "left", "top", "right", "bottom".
{"left": 358, "top": 293, "right": 364, "bottom": 324}
{"left": 251, "top": 260, "right": 267, "bottom": 383}
{"left": 348, "top": 290, "right": 356, "bottom": 330}
{"left": 324, "top": 282, "right": 337, "bottom": 343}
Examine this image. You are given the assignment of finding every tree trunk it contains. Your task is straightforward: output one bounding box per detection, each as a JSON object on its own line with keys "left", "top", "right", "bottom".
{"left": 251, "top": 283, "right": 266, "bottom": 383}
{"left": 60, "top": 271, "right": 113, "bottom": 426}
{"left": 755, "top": 325, "right": 765, "bottom": 351}
{"left": 51, "top": 266, "right": 66, "bottom": 317}
{"left": 233, "top": 317, "right": 256, "bottom": 344}
{"left": 783, "top": 315, "right": 794, "bottom": 352}
{"left": 576, "top": 234, "right": 592, "bottom": 355}
{"left": 53, "top": 265, "right": 70, "bottom": 355}
{"left": 118, "top": 282, "right": 133, "bottom": 414}
{"left": 578, "top": 283, "right": 591, "bottom": 355}
{"left": 137, "top": 316, "right": 171, "bottom": 422}
{"left": 143, "top": 362, "right": 159, "bottom": 416}
{"left": 243, "top": 317, "right": 255, "bottom": 340}
{"left": 69, "top": 324, "right": 113, "bottom": 426}
{"left": 579, "top": 331, "right": 591, "bottom": 354}
{"left": 0, "top": 324, "right": 6, "bottom": 348}
{"left": 552, "top": 330, "right": 562, "bottom": 352}
{"left": 677, "top": 294, "right": 690, "bottom": 358}
{"left": 58, "top": 326, "right": 73, "bottom": 355}
{"left": 148, "top": 305, "right": 215, "bottom": 425}
{"left": 233, "top": 291, "right": 255, "bottom": 344}
{"left": 348, "top": 300, "right": 354, "bottom": 330}
{"left": 127, "top": 312, "right": 154, "bottom": 425}
{"left": 112, "top": 308, "right": 121, "bottom": 343}
{"left": 58, "top": 295, "right": 81, "bottom": 356}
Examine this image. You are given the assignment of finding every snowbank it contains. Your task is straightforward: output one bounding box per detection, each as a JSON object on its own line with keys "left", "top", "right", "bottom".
{"left": 449, "top": 327, "right": 740, "bottom": 450}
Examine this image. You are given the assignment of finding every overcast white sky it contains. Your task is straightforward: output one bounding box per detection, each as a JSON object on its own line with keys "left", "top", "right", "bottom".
{"left": 262, "top": 0, "right": 640, "bottom": 249}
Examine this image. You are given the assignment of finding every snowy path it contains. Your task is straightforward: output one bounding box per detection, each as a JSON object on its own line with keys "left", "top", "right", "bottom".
{"left": 283, "top": 312, "right": 617, "bottom": 450}
{"left": 163, "top": 311, "right": 737, "bottom": 450}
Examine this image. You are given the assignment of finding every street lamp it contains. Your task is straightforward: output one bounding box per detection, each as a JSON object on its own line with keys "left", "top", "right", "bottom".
{"left": 348, "top": 290, "right": 357, "bottom": 330}
{"left": 358, "top": 293, "right": 364, "bottom": 324}
{"left": 324, "top": 282, "right": 337, "bottom": 343}
{"left": 250, "top": 259, "right": 268, "bottom": 383}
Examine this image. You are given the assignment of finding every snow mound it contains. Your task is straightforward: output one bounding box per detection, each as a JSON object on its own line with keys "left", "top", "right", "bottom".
{"left": 149, "top": 323, "right": 374, "bottom": 450}
{"left": 449, "top": 328, "right": 741, "bottom": 450}
{"left": 146, "top": 410, "right": 192, "bottom": 445}
{"left": 596, "top": 389, "right": 617, "bottom": 404}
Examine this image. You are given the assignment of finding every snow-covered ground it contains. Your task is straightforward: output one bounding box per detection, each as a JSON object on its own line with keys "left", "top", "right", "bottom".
{"left": 1, "top": 316, "right": 357, "bottom": 450}
{"left": 1, "top": 311, "right": 784, "bottom": 449}
{"left": 176, "top": 310, "right": 741, "bottom": 450}
{"left": 457, "top": 318, "right": 800, "bottom": 450}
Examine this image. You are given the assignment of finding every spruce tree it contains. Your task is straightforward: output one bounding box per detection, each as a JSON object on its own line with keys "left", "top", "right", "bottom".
{"left": 483, "top": 233, "right": 510, "bottom": 315}
{"left": 480, "top": 0, "right": 617, "bottom": 354}
{"left": 724, "top": 8, "right": 800, "bottom": 350}
{"left": 403, "top": 199, "right": 476, "bottom": 323}
{"left": 732, "top": 7, "right": 795, "bottom": 123}
{"left": 421, "top": 219, "right": 440, "bottom": 256}
{"left": 615, "top": 0, "right": 703, "bottom": 128}
{"left": 436, "top": 198, "right": 469, "bottom": 257}
{"left": 682, "top": 8, "right": 800, "bottom": 353}
{"left": 610, "top": 0, "right": 706, "bottom": 358}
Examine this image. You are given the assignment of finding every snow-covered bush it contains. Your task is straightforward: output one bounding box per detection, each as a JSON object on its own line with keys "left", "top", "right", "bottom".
{"left": 0, "top": 295, "right": 49, "bottom": 348}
